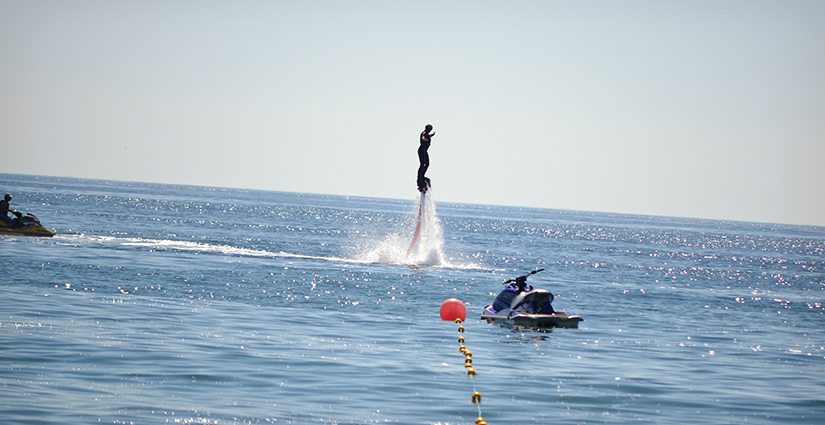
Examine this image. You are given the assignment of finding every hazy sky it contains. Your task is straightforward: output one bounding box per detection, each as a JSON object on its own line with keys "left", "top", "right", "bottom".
{"left": 2, "top": 1, "right": 823, "bottom": 226}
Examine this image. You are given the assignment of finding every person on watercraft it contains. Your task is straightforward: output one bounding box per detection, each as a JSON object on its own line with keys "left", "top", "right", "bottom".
{"left": 491, "top": 275, "right": 533, "bottom": 313}
{"left": 417, "top": 124, "right": 434, "bottom": 192}
{"left": 0, "top": 193, "right": 23, "bottom": 226}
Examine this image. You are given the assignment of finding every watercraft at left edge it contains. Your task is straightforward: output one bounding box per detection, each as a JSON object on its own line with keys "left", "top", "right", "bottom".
{"left": 481, "top": 269, "right": 583, "bottom": 329}
{"left": 0, "top": 213, "right": 55, "bottom": 237}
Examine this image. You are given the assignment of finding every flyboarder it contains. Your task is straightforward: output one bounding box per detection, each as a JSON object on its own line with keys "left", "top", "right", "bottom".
{"left": 417, "top": 124, "right": 434, "bottom": 192}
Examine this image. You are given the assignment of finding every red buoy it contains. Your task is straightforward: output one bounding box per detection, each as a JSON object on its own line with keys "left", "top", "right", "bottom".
{"left": 440, "top": 298, "right": 467, "bottom": 321}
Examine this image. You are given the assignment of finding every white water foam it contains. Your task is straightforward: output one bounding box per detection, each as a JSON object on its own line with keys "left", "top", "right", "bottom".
{"left": 407, "top": 192, "right": 446, "bottom": 266}
{"left": 353, "top": 191, "right": 488, "bottom": 270}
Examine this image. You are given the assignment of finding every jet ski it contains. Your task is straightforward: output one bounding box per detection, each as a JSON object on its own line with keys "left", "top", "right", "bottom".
{"left": 481, "top": 269, "right": 583, "bottom": 329}
{"left": 0, "top": 213, "right": 55, "bottom": 237}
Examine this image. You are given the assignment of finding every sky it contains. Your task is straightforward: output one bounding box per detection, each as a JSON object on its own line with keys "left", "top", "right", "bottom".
{"left": 1, "top": 1, "right": 824, "bottom": 227}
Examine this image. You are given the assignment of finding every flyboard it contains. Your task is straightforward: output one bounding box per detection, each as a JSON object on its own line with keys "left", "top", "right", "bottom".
{"left": 406, "top": 179, "right": 431, "bottom": 256}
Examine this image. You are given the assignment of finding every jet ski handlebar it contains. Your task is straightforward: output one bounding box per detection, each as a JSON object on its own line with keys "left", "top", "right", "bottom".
{"left": 502, "top": 268, "right": 545, "bottom": 284}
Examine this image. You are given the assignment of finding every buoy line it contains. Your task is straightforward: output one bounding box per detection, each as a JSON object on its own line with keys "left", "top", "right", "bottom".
{"left": 457, "top": 318, "right": 486, "bottom": 425}
{"left": 441, "top": 298, "right": 486, "bottom": 425}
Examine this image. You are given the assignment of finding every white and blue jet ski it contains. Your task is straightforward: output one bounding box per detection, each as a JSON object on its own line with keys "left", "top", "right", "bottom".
{"left": 481, "top": 269, "right": 583, "bottom": 329}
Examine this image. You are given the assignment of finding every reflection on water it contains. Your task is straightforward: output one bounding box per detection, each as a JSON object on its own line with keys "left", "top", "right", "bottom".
{"left": 1, "top": 173, "right": 824, "bottom": 424}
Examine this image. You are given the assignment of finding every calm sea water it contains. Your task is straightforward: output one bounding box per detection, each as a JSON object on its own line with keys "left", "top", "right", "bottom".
{"left": 1, "top": 173, "right": 824, "bottom": 425}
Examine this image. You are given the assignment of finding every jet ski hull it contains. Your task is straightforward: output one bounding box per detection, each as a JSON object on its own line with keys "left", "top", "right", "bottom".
{"left": 481, "top": 306, "right": 583, "bottom": 329}
{"left": 0, "top": 214, "right": 55, "bottom": 237}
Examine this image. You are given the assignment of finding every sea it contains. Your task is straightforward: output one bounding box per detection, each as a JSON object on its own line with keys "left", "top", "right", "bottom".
{"left": 1, "top": 173, "right": 823, "bottom": 425}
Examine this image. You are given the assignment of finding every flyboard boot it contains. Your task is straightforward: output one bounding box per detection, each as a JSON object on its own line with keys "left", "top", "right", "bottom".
{"left": 417, "top": 176, "right": 431, "bottom": 193}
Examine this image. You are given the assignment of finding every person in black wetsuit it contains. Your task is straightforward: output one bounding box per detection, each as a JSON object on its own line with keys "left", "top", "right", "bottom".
{"left": 0, "top": 193, "right": 22, "bottom": 227}
{"left": 417, "top": 124, "right": 435, "bottom": 192}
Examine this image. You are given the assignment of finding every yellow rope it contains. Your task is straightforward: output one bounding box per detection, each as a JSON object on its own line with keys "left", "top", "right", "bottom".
{"left": 456, "top": 318, "right": 486, "bottom": 425}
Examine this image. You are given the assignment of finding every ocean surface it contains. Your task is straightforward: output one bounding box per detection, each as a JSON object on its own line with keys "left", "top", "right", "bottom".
{"left": 1, "top": 173, "right": 823, "bottom": 425}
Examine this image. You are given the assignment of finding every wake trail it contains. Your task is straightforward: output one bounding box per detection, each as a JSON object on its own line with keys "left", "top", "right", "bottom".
{"left": 49, "top": 234, "right": 369, "bottom": 265}
{"left": 49, "top": 231, "right": 487, "bottom": 270}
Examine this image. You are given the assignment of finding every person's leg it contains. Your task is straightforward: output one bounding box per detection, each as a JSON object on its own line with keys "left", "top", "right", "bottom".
{"left": 417, "top": 149, "right": 429, "bottom": 190}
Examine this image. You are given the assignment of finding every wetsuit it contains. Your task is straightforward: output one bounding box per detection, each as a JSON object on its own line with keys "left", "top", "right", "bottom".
{"left": 417, "top": 130, "right": 431, "bottom": 191}
{"left": 0, "top": 198, "right": 15, "bottom": 225}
